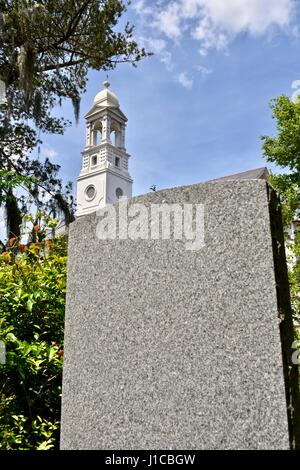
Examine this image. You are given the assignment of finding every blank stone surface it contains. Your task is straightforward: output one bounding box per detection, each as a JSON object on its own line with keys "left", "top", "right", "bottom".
{"left": 60, "top": 180, "right": 293, "bottom": 449}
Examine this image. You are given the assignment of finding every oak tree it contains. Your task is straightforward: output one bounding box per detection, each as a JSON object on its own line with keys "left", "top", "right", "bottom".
{"left": 0, "top": 0, "right": 147, "bottom": 238}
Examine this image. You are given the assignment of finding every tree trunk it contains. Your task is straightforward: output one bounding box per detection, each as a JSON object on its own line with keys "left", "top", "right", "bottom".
{"left": 5, "top": 188, "right": 22, "bottom": 240}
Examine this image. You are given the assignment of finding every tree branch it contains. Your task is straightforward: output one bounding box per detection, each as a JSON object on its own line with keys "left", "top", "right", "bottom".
{"left": 38, "top": 0, "right": 94, "bottom": 53}
{"left": 40, "top": 59, "right": 86, "bottom": 72}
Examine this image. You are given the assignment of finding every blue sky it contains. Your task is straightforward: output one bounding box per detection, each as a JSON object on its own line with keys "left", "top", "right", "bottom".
{"left": 41, "top": 0, "right": 300, "bottom": 197}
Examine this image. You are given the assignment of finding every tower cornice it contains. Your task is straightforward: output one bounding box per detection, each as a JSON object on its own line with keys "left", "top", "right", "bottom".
{"left": 85, "top": 105, "right": 128, "bottom": 122}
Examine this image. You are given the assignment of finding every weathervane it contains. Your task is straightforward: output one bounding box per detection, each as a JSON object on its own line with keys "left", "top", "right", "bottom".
{"left": 103, "top": 74, "right": 110, "bottom": 88}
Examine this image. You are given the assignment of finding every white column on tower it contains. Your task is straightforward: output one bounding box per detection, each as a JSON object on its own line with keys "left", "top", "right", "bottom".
{"left": 120, "top": 124, "right": 126, "bottom": 150}
{"left": 86, "top": 123, "right": 91, "bottom": 147}
{"left": 101, "top": 115, "right": 111, "bottom": 143}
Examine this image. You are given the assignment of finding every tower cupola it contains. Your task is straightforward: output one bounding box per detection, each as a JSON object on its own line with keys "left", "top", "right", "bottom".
{"left": 76, "top": 80, "right": 133, "bottom": 217}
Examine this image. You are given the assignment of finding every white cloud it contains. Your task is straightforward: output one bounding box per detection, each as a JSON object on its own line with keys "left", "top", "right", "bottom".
{"left": 202, "top": 0, "right": 294, "bottom": 36}
{"left": 160, "top": 50, "right": 175, "bottom": 71}
{"left": 40, "top": 144, "right": 58, "bottom": 161}
{"left": 139, "top": 36, "right": 167, "bottom": 54}
{"left": 177, "top": 71, "right": 193, "bottom": 89}
{"left": 192, "top": 16, "right": 228, "bottom": 55}
{"left": 133, "top": 0, "right": 153, "bottom": 16}
{"left": 137, "top": 0, "right": 296, "bottom": 54}
{"left": 156, "top": 3, "right": 182, "bottom": 39}
{"left": 195, "top": 64, "right": 213, "bottom": 76}
{"left": 138, "top": 35, "right": 175, "bottom": 71}
{"left": 133, "top": 0, "right": 297, "bottom": 89}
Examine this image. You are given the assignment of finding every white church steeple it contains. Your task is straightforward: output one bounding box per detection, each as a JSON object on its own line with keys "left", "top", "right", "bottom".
{"left": 76, "top": 80, "right": 133, "bottom": 216}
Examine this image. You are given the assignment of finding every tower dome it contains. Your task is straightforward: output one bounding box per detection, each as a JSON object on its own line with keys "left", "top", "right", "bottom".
{"left": 93, "top": 79, "right": 119, "bottom": 107}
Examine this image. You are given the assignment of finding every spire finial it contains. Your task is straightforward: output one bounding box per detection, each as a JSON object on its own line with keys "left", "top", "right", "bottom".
{"left": 103, "top": 75, "right": 110, "bottom": 89}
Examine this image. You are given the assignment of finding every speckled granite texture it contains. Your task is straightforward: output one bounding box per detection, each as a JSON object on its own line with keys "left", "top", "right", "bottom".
{"left": 60, "top": 180, "right": 294, "bottom": 449}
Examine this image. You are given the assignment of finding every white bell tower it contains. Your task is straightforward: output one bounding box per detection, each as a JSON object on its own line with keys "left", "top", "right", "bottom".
{"left": 76, "top": 80, "right": 133, "bottom": 217}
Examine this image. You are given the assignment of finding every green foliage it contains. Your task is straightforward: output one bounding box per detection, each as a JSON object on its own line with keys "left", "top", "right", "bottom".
{"left": 262, "top": 96, "right": 300, "bottom": 181}
{"left": 268, "top": 173, "right": 300, "bottom": 226}
{"left": 0, "top": 170, "right": 36, "bottom": 192}
{"left": 262, "top": 95, "right": 300, "bottom": 323}
{"left": 0, "top": 170, "right": 37, "bottom": 204}
{"left": 0, "top": 214, "right": 67, "bottom": 449}
{"left": 0, "top": 0, "right": 147, "bottom": 126}
{"left": 289, "top": 229, "right": 300, "bottom": 322}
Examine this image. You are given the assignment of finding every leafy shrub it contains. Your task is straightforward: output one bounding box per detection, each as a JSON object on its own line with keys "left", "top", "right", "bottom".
{"left": 0, "top": 214, "right": 67, "bottom": 449}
